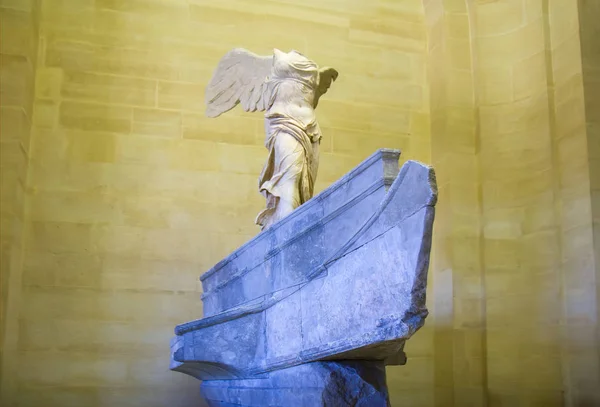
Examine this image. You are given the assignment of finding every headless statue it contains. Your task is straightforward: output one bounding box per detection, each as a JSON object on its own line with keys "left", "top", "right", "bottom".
{"left": 205, "top": 49, "right": 338, "bottom": 230}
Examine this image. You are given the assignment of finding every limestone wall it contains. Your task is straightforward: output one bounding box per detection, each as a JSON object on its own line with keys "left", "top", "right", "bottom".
{"left": 578, "top": 1, "right": 600, "bottom": 392}
{"left": 1, "top": 0, "right": 599, "bottom": 406}
{"left": 0, "top": 0, "right": 429, "bottom": 405}
{"left": 0, "top": 0, "right": 39, "bottom": 397}
{"left": 421, "top": 0, "right": 600, "bottom": 405}
{"left": 421, "top": 0, "right": 486, "bottom": 404}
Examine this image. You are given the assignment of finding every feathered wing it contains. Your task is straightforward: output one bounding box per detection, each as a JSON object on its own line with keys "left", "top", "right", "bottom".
{"left": 205, "top": 48, "right": 274, "bottom": 118}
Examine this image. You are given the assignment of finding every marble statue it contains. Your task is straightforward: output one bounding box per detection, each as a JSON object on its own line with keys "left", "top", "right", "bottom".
{"left": 205, "top": 48, "right": 338, "bottom": 229}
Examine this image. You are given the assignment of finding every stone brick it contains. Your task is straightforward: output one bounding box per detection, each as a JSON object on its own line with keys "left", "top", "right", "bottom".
{"left": 66, "top": 131, "right": 117, "bottom": 163}
{"left": 0, "top": 7, "right": 36, "bottom": 57}
{"left": 32, "top": 100, "right": 59, "bottom": 129}
{"left": 59, "top": 101, "right": 131, "bottom": 133}
{"left": 0, "top": 54, "right": 34, "bottom": 111}
{"left": 477, "top": 18, "right": 545, "bottom": 68}
{"left": 61, "top": 71, "right": 157, "bottom": 107}
{"left": 132, "top": 108, "right": 181, "bottom": 138}
{"left": 183, "top": 112, "right": 262, "bottom": 145}
{"left": 157, "top": 81, "right": 204, "bottom": 111}
{"left": 35, "top": 67, "right": 63, "bottom": 100}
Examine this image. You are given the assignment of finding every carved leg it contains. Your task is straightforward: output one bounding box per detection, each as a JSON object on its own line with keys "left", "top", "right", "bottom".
{"left": 257, "top": 132, "right": 304, "bottom": 228}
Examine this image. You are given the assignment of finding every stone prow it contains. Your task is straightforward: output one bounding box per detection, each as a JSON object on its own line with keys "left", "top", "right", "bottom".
{"left": 170, "top": 158, "right": 437, "bottom": 381}
{"left": 199, "top": 149, "right": 402, "bottom": 317}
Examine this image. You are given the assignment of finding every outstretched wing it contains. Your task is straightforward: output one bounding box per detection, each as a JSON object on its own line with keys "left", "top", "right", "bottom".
{"left": 313, "top": 67, "right": 338, "bottom": 108}
{"left": 205, "top": 48, "right": 274, "bottom": 118}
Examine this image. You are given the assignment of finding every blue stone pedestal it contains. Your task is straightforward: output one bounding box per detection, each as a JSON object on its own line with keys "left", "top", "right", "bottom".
{"left": 200, "top": 360, "right": 390, "bottom": 407}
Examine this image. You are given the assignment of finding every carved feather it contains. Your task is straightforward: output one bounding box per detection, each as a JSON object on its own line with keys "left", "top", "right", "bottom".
{"left": 205, "top": 48, "right": 273, "bottom": 118}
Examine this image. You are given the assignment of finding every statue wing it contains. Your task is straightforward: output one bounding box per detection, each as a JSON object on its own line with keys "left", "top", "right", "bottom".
{"left": 314, "top": 67, "right": 339, "bottom": 108}
{"left": 205, "top": 48, "right": 274, "bottom": 118}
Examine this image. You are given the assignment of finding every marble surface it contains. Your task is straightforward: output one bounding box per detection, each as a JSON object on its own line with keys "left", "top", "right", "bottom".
{"left": 205, "top": 48, "right": 338, "bottom": 229}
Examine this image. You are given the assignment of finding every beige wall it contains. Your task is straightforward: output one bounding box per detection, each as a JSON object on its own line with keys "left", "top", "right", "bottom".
{"left": 1, "top": 0, "right": 599, "bottom": 406}
{"left": 578, "top": 1, "right": 600, "bottom": 390}
{"left": 422, "top": 0, "right": 600, "bottom": 405}
{"left": 422, "top": 0, "right": 486, "bottom": 404}
{"left": 1, "top": 0, "right": 429, "bottom": 405}
{"left": 0, "top": 0, "right": 39, "bottom": 397}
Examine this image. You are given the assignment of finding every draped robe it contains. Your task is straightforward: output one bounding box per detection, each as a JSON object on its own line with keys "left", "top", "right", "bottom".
{"left": 255, "top": 52, "right": 322, "bottom": 229}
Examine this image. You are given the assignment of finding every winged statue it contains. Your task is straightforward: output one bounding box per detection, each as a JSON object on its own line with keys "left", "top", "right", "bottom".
{"left": 205, "top": 48, "right": 339, "bottom": 230}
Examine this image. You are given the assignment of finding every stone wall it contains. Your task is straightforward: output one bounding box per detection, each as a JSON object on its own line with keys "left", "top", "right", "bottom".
{"left": 421, "top": 0, "right": 486, "bottom": 404}
{"left": 578, "top": 2, "right": 600, "bottom": 395}
{"left": 1, "top": 0, "right": 599, "bottom": 406}
{"left": 0, "top": 0, "right": 39, "bottom": 398}
{"left": 421, "top": 0, "right": 600, "bottom": 405}
{"left": 0, "top": 0, "right": 430, "bottom": 405}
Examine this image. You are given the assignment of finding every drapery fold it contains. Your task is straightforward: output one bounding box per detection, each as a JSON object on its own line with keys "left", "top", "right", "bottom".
{"left": 255, "top": 113, "right": 321, "bottom": 229}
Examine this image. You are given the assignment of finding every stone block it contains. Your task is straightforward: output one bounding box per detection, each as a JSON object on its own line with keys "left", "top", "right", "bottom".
{"left": 14, "top": 385, "right": 99, "bottom": 407}
{"left": 59, "top": 101, "right": 131, "bottom": 133}
{"left": 215, "top": 143, "right": 266, "bottom": 175}
{"left": 201, "top": 361, "right": 389, "bottom": 407}
{"left": 454, "top": 356, "right": 485, "bottom": 388}
{"left": 453, "top": 298, "right": 484, "bottom": 329}
{"left": 475, "top": 0, "right": 524, "bottom": 37}
{"left": 332, "top": 128, "right": 408, "bottom": 155}
{"left": 32, "top": 99, "right": 59, "bottom": 129}
{"left": 477, "top": 65, "right": 514, "bottom": 105}
{"left": 317, "top": 101, "right": 411, "bottom": 135}
{"left": 22, "top": 250, "right": 102, "bottom": 287}
{"left": 132, "top": 108, "right": 181, "bottom": 138}
{"left": 476, "top": 18, "right": 545, "bottom": 68}
{"left": 548, "top": 0, "right": 580, "bottom": 48}
{"left": 35, "top": 67, "right": 63, "bottom": 100}
{"left": 27, "top": 221, "right": 94, "bottom": 254}
{"left": 95, "top": 0, "right": 188, "bottom": 20}
{"left": 445, "top": 13, "right": 469, "bottom": 39}
{"left": 61, "top": 71, "right": 157, "bottom": 107}
{"left": 115, "top": 134, "right": 173, "bottom": 166}
{"left": 519, "top": 355, "right": 562, "bottom": 390}
{"left": 0, "top": 7, "right": 36, "bottom": 57}
{"left": 556, "top": 98, "right": 587, "bottom": 145}
{"left": 96, "top": 385, "right": 204, "bottom": 407}
{"left": 390, "top": 386, "right": 434, "bottom": 407}
{"left": 17, "top": 350, "right": 128, "bottom": 386}
{"left": 22, "top": 285, "right": 200, "bottom": 324}
{"left": 519, "top": 230, "right": 560, "bottom": 268}
{"left": 66, "top": 130, "right": 117, "bottom": 163}
{"left": 447, "top": 37, "right": 472, "bottom": 71}
{"left": 447, "top": 69, "right": 475, "bottom": 107}
{"left": 45, "top": 34, "right": 180, "bottom": 81}
{"left": 513, "top": 51, "right": 547, "bottom": 100}
{"left": 0, "top": 106, "right": 29, "bottom": 143}
{"left": 29, "top": 190, "right": 115, "bottom": 224}
{"left": 0, "top": 0, "right": 35, "bottom": 12}
{"left": 0, "top": 54, "right": 34, "bottom": 112}
{"left": 98, "top": 254, "right": 203, "bottom": 292}
{"left": 387, "top": 357, "right": 433, "bottom": 389}
{"left": 182, "top": 111, "right": 262, "bottom": 145}
{"left": 157, "top": 81, "right": 204, "bottom": 111}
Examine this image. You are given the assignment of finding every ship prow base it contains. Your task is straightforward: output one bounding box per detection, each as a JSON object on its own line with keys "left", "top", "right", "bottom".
{"left": 170, "top": 149, "right": 436, "bottom": 388}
